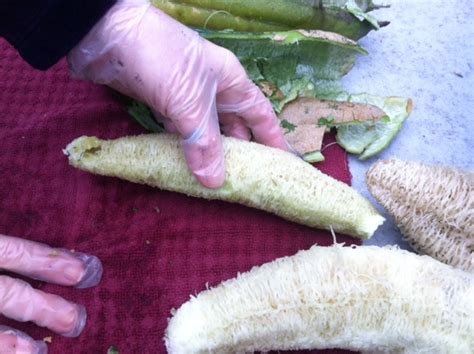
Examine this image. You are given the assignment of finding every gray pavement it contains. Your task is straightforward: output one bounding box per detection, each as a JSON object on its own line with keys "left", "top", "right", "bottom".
{"left": 342, "top": 0, "right": 474, "bottom": 248}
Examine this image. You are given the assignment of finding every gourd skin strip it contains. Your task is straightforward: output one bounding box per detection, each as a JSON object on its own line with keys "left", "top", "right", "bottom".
{"left": 167, "top": 0, "right": 326, "bottom": 28}
{"left": 151, "top": 1, "right": 287, "bottom": 32}
{"left": 65, "top": 134, "right": 384, "bottom": 239}
{"left": 151, "top": 0, "right": 377, "bottom": 39}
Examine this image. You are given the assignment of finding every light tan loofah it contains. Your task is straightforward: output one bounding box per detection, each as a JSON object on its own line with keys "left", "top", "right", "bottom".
{"left": 367, "top": 159, "right": 473, "bottom": 272}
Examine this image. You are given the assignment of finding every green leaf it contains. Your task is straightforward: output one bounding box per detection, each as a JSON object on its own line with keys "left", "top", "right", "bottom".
{"left": 336, "top": 121, "right": 379, "bottom": 154}
{"left": 303, "top": 151, "right": 326, "bottom": 163}
{"left": 318, "top": 117, "right": 336, "bottom": 127}
{"left": 336, "top": 95, "right": 413, "bottom": 160}
{"left": 281, "top": 119, "right": 297, "bottom": 134}
{"left": 127, "top": 101, "right": 164, "bottom": 133}
{"left": 345, "top": 0, "right": 380, "bottom": 29}
{"left": 200, "top": 30, "right": 368, "bottom": 75}
{"left": 124, "top": 27, "right": 409, "bottom": 162}
{"left": 272, "top": 77, "right": 313, "bottom": 113}
{"left": 107, "top": 346, "right": 119, "bottom": 354}
{"left": 240, "top": 57, "right": 264, "bottom": 82}
{"left": 200, "top": 29, "right": 366, "bottom": 111}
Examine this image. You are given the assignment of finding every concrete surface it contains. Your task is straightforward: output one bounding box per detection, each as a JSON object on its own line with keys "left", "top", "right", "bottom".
{"left": 342, "top": 0, "right": 474, "bottom": 249}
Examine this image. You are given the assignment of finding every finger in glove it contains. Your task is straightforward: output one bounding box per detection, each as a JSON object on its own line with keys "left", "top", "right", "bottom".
{"left": 0, "top": 326, "right": 48, "bottom": 354}
{"left": 0, "top": 234, "right": 102, "bottom": 289}
{"left": 0, "top": 276, "right": 87, "bottom": 337}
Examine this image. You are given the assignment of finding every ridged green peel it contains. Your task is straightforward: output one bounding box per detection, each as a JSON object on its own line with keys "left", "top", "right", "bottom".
{"left": 151, "top": 0, "right": 387, "bottom": 40}
{"left": 199, "top": 29, "right": 366, "bottom": 111}
{"left": 199, "top": 29, "right": 367, "bottom": 79}
{"left": 65, "top": 134, "right": 384, "bottom": 239}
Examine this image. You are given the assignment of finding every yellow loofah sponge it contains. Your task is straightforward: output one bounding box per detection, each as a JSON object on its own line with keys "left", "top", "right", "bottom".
{"left": 65, "top": 134, "right": 384, "bottom": 239}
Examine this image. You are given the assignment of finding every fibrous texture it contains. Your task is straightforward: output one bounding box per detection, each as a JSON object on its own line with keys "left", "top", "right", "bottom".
{"left": 65, "top": 134, "right": 384, "bottom": 239}
{"left": 165, "top": 245, "right": 474, "bottom": 353}
{"left": 367, "top": 159, "right": 474, "bottom": 272}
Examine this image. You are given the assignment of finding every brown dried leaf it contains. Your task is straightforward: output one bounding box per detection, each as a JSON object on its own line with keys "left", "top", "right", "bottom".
{"left": 285, "top": 125, "right": 326, "bottom": 156}
{"left": 279, "top": 97, "right": 387, "bottom": 126}
{"left": 278, "top": 97, "right": 388, "bottom": 156}
{"left": 296, "top": 30, "right": 358, "bottom": 47}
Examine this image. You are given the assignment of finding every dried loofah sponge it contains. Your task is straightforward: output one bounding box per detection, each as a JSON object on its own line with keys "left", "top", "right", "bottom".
{"left": 165, "top": 245, "right": 474, "bottom": 353}
{"left": 367, "top": 159, "right": 473, "bottom": 272}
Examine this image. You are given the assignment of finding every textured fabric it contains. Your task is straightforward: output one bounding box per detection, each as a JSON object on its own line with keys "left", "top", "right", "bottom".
{"left": 0, "top": 0, "right": 117, "bottom": 70}
{"left": 0, "top": 40, "right": 358, "bottom": 353}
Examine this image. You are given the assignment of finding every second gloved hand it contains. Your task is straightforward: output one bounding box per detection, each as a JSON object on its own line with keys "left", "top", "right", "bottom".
{"left": 0, "top": 234, "right": 103, "bottom": 353}
{"left": 68, "top": 0, "right": 289, "bottom": 189}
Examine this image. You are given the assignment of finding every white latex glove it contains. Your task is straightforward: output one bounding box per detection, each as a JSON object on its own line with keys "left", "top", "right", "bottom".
{"left": 68, "top": 0, "right": 290, "bottom": 189}
{"left": 0, "top": 235, "right": 103, "bottom": 353}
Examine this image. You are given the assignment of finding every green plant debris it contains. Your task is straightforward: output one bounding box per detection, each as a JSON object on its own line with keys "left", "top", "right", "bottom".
{"left": 127, "top": 101, "right": 164, "bottom": 133}
{"left": 107, "top": 346, "right": 119, "bottom": 354}
{"left": 125, "top": 9, "right": 411, "bottom": 162}
{"left": 337, "top": 95, "right": 413, "bottom": 160}
{"left": 318, "top": 117, "right": 336, "bottom": 127}
{"left": 281, "top": 119, "right": 297, "bottom": 134}
{"left": 303, "top": 151, "right": 326, "bottom": 163}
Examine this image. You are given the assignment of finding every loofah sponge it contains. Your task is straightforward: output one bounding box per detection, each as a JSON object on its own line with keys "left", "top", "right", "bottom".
{"left": 367, "top": 159, "right": 473, "bottom": 272}
{"left": 64, "top": 134, "right": 384, "bottom": 239}
{"left": 165, "top": 245, "right": 474, "bottom": 353}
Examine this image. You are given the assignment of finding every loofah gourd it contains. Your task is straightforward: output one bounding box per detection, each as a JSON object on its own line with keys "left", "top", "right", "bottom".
{"left": 65, "top": 134, "right": 384, "bottom": 239}
{"left": 367, "top": 159, "right": 473, "bottom": 272}
{"left": 165, "top": 245, "right": 474, "bottom": 353}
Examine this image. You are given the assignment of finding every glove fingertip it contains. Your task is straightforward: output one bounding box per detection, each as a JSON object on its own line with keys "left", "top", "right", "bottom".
{"left": 191, "top": 141, "right": 226, "bottom": 188}
{"left": 61, "top": 304, "right": 87, "bottom": 338}
{"left": 74, "top": 254, "right": 103, "bottom": 289}
{"left": 183, "top": 121, "right": 226, "bottom": 189}
{"left": 34, "top": 340, "right": 48, "bottom": 354}
{"left": 195, "top": 167, "right": 226, "bottom": 189}
{"left": 0, "top": 326, "right": 49, "bottom": 354}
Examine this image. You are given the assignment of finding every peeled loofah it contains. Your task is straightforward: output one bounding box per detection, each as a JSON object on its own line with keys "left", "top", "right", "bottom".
{"left": 367, "top": 159, "right": 473, "bottom": 272}
{"left": 165, "top": 245, "right": 474, "bottom": 353}
{"left": 65, "top": 134, "right": 384, "bottom": 239}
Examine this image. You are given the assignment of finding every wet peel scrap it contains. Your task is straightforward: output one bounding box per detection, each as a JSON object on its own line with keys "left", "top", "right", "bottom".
{"left": 278, "top": 97, "right": 387, "bottom": 159}
{"left": 337, "top": 95, "right": 413, "bottom": 160}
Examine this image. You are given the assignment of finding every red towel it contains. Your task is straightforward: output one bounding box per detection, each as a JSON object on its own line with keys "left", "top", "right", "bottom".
{"left": 0, "top": 39, "right": 358, "bottom": 354}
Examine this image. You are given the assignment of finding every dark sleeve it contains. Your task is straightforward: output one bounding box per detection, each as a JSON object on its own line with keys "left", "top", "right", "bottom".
{"left": 0, "top": 0, "right": 117, "bottom": 70}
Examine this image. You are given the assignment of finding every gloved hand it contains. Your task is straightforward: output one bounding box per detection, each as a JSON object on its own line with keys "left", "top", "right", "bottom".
{"left": 0, "top": 234, "right": 102, "bottom": 353}
{"left": 68, "top": 0, "right": 290, "bottom": 189}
